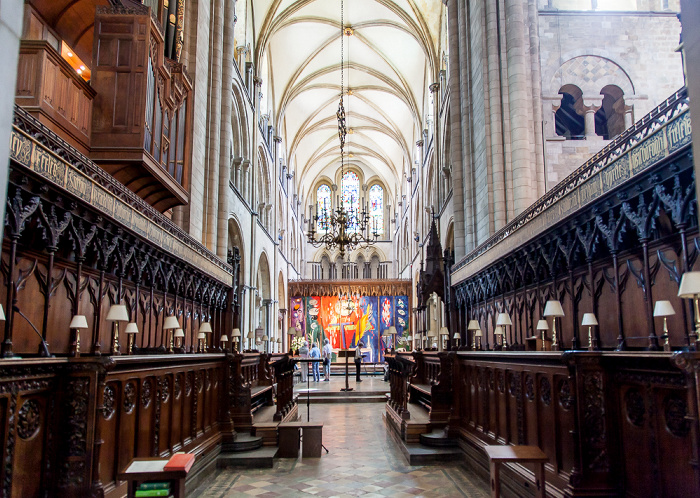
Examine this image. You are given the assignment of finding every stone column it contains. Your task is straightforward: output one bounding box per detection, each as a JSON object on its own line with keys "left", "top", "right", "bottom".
{"left": 216, "top": 0, "right": 237, "bottom": 259}
{"left": 241, "top": 159, "right": 250, "bottom": 200}
{"left": 613, "top": 98, "right": 634, "bottom": 130}
{"left": 505, "top": 0, "right": 537, "bottom": 214}
{"left": 0, "top": 0, "right": 23, "bottom": 248}
{"left": 446, "top": 0, "right": 468, "bottom": 260}
{"left": 205, "top": 0, "right": 224, "bottom": 252}
{"left": 579, "top": 96, "right": 603, "bottom": 138}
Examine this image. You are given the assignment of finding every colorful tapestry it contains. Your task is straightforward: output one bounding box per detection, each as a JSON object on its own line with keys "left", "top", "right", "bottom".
{"left": 320, "top": 296, "right": 340, "bottom": 351}
{"left": 378, "top": 296, "right": 394, "bottom": 361}
{"left": 290, "top": 294, "right": 409, "bottom": 361}
{"left": 290, "top": 297, "right": 305, "bottom": 335}
{"left": 394, "top": 295, "right": 409, "bottom": 338}
{"left": 356, "top": 296, "right": 379, "bottom": 362}
{"left": 305, "top": 297, "right": 323, "bottom": 347}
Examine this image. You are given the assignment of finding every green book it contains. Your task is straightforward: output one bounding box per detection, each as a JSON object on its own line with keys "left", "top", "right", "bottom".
{"left": 138, "top": 482, "right": 171, "bottom": 490}
{"left": 134, "top": 489, "right": 170, "bottom": 497}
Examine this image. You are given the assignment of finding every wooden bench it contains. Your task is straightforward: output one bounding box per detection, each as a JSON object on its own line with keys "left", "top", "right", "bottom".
{"left": 407, "top": 352, "right": 454, "bottom": 424}
{"left": 230, "top": 353, "right": 275, "bottom": 429}
{"left": 483, "top": 445, "right": 548, "bottom": 498}
{"left": 277, "top": 422, "right": 324, "bottom": 458}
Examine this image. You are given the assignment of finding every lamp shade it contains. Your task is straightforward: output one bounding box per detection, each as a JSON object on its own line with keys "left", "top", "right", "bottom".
{"left": 262, "top": 335, "right": 269, "bottom": 341}
{"left": 679, "top": 272, "right": 700, "bottom": 298}
{"left": 174, "top": 328, "right": 185, "bottom": 338}
{"left": 124, "top": 322, "right": 139, "bottom": 334}
{"left": 199, "top": 322, "right": 212, "bottom": 333}
{"left": 653, "top": 300, "right": 676, "bottom": 317}
{"left": 467, "top": 320, "right": 480, "bottom": 331}
{"left": 388, "top": 326, "right": 397, "bottom": 335}
{"left": 163, "top": 315, "right": 180, "bottom": 330}
{"left": 406, "top": 335, "right": 413, "bottom": 341}
{"left": 197, "top": 332, "right": 206, "bottom": 339}
{"left": 220, "top": 335, "right": 229, "bottom": 342}
{"left": 232, "top": 328, "right": 241, "bottom": 338}
{"left": 496, "top": 313, "right": 512, "bottom": 326}
{"left": 475, "top": 329, "right": 483, "bottom": 337}
{"left": 581, "top": 313, "right": 598, "bottom": 326}
{"left": 0, "top": 305, "right": 5, "bottom": 321}
{"left": 452, "top": 332, "right": 460, "bottom": 339}
{"left": 276, "top": 337, "right": 282, "bottom": 343}
{"left": 247, "top": 330, "right": 254, "bottom": 338}
{"left": 69, "top": 315, "right": 88, "bottom": 329}
{"left": 543, "top": 300, "right": 565, "bottom": 317}
{"left": 440, "top": 327, "right": 449, "bottom": 337}
{"left": 494, "top": 326, "right": 504, "bottom": 335}
{"left": 106, "top": 304, "right": 129, "bottom": 322}
{"left": 288, "top": 326, "right": 298, "bottom": 335}
{"left": 536, "top": 319, "right": 549, "bottom": 331}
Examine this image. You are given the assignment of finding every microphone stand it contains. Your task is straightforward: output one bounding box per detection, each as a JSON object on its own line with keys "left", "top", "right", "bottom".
{"left": 13, "top": 306, "right": 53, "bottom": 357}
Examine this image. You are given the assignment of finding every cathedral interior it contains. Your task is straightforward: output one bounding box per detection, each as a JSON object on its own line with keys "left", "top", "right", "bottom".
{"left": 0, "top": 0, "right": 700, "bottom": 496}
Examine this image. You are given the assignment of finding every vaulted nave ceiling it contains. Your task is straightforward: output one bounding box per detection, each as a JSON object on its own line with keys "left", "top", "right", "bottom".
{"left": 251, "top": 0, "right": 444, "bottom": 199}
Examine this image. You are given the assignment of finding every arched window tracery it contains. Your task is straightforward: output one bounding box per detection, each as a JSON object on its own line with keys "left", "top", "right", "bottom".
{"left": 316, "top": 184, "right": 331, "bottom": 232}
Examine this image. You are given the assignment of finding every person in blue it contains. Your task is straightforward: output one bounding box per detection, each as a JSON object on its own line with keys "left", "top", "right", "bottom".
{"left": 310, "top": 342, "right": 321, "bottom": 382}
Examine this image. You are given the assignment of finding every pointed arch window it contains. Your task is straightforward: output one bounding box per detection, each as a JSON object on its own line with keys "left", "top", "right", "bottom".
{"left": 369, "top": 184, "right": 384, "bottom": 235}
{"left": 317, "top": 184, "right": 331, "bottom": 233}
{"left": 342, "top": 171, "right": 360, "bottom": 232}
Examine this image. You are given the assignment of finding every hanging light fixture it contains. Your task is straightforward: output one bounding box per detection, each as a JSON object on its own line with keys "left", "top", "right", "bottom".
{"left": 306, "top": 0, "right": 378, "bottom": 258}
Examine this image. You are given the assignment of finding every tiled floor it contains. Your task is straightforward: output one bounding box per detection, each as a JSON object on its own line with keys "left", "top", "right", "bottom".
{"left": 192, "top": 381, "right": 489, "bottom": 497}
{"left": 293, "top": 376, "right": 389, "bottom": 395}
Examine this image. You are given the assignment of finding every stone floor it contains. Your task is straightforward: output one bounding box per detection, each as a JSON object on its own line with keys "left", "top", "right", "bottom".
{"left": 191, "top": 381, "right": 489, "bottom": 497}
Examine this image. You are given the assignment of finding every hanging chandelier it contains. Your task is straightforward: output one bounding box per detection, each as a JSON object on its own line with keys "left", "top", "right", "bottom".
{"left": 306, "top": 0, "right": 378, "bottom": 259}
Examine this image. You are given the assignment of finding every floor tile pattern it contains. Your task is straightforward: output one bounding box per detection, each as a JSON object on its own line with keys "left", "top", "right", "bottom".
{"left": 192, "top": 395, "right": 489, "bottom": 497}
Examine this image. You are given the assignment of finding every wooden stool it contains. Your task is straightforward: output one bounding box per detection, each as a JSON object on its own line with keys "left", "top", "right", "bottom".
{"left": 483, "top": 445, "right": 548, "bottom": 498}
{"left": 118, "top": 458, "right": 189, "bottom": 498}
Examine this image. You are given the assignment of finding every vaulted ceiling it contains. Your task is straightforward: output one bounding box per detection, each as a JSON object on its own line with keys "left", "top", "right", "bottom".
{"left": 250, "top": 0, "right": 444, "bottom": 200}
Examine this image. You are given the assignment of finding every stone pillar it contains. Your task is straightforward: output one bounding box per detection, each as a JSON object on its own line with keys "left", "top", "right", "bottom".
{"left": 216, "top": 0, "right": 237, "bottom": 259}
{"left": 446, "top": 0, "right": 468, "bottom": 260}
{"left": 0, "top": 0, "right": 23, "bottom": 248}
{"left": 505, "top": 0, "right": 537, "bottom": 214}
{"left": 579, "top": 96, "right": 603, "bottom": 138}
{"left": 613, "top": 98, "right": 634, "bottom": 130}
{"left": 205, "top": 0, "right": 224, "bottom": 252}
{"left": 241, "top": 159, "right": 250, "bottom": 200}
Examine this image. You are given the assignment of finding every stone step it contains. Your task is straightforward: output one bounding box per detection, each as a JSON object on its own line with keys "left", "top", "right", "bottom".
{"left": 217, "top": 446, "right": 277, "bottom": 469}
{"left": 296, "top": 389, "right": 389, "bottom": 397}
{"left": 420, "top": 429, "right": 458, "bottom": 448}
{"left": 221, "top": 433, "right": 264, "bottom": 453}
{"left": 301, "top": 394, "right": 387, "bottom": 403}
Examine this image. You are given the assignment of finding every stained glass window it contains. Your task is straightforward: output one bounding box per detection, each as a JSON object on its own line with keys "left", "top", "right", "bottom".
{"left": 342, "top": 171, "right": 360, "bottom": 232}
{"left": 369, "top": 184, "right": 383, "bottom": 235}
{"left": 317, "top": 184, "right": 331, "bottom": 232}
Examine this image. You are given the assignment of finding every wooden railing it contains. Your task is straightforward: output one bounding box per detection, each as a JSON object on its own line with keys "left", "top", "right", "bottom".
{"left": 229, "top": 353, "right": 274, "bottom": 429}
{"left": 386, "top": 353, "right": 413, "bottom": 420}
{"left": 0, "top": 351, "right": 298, "bottom": 497}
{"left": 385, "top": 350, "right": 700, "bottom": 497}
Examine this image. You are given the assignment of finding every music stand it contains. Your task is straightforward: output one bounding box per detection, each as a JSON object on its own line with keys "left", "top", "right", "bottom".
{"left": 296, "top": 357, "right": 329, "bottom": 454}
{"left": 339, "top": 349, "right": 354, "bottom": 392}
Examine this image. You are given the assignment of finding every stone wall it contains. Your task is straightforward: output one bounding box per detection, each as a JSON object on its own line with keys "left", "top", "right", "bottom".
{"left": 539, "top": 10, "right": 684, "bottom": 186}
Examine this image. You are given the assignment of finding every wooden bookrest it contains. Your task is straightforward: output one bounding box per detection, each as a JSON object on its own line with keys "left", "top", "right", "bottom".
{"left": 483, "top": 445, "right": 548, "bottom": 498}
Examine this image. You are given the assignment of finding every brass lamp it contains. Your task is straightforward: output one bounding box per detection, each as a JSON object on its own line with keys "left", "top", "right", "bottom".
{"left": 496, "top": 313, "right": 512, "bottom": 349}
{"left": 199, "top": 322, "right": 212, "bottom": 350}
{"left": 388, "top": 325, "right": 397, "bottom": 349}
{"left": 247, "top": 330, "right": 255, "bottom": 350}
{"left": 276, "top": 336, "right": 282, "bottom": 353}
{"left": 452, "top": 332, "right": 460, "bottom": 348}
{"left": 106, "top": 304, "right": 129, "bottom": 355}
{"left": 197, "top": 332, "right": 206, "bottom": 352}
{"left": 406, "top": 335, "right": 413, "bottom": 350}
{"left": 163, "top": 315, "right": 180, "bottom": 353}
{"left": 262, "top": 334, "right": 269, "bottom": 353}
{"left": 220, "top": 334, "right": 229, "bottom": 351}
{"left": 494, "top": 325, "right": 504, "bottom": 349}
{"left": 543, "top": 300, "right": 565, "bottom": 350}
{"left": 440, "top": 326, "right": 449, "bottom": 350}
{"left": 678, "top": 271, "right": 700, "bottom": 349}
{"left": 232, "top": 328, "right": 241, "bottom": 352}
{"left": 536, "top": 319, "right": 549, "bottom": 350}
{"left": 69, "top": 315, "right": 88, "bottom": 356}
{"left": 124, "top": 322, "right": 139, "bottom": 354}
{"left": 474, "top": 329, "right": 483, "bottom": 350}
{"left": 174, "top": 328, "right": 185, "bottom": 349}
{"left": 467, "top": 320, "right": 480, "bottom": 349}
{"left": 653, "top": 300, "right": 676, "bottom": 352}
{"left": 581, "top": 313, "right": 599, "bottom": 351}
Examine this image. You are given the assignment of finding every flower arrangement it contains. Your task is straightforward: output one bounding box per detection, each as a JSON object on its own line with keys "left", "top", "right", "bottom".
{"left": 291, "top": 336, "right": 306, "bottom": 352}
